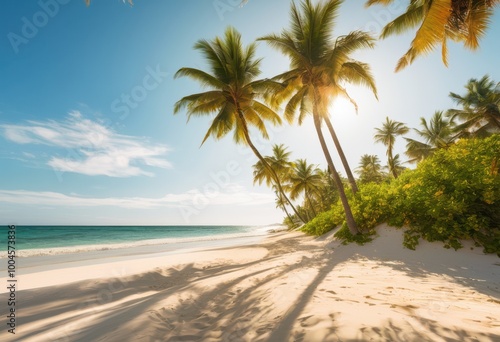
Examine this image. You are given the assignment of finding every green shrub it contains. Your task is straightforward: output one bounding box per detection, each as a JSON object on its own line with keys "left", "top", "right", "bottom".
{"left": 301, "top": 136, "right": 499, "bottom": 254}
{"left": 334, "top": 222, "right": 375, "bottom": 245}
{"left": 390, "top": 135, "right": 500, "bottom": 254}
{"left": 350, "top": 182, "right": 391, "bottom": 232}
{"left": 300, "top": 205, "right": 344, "bottom": 236}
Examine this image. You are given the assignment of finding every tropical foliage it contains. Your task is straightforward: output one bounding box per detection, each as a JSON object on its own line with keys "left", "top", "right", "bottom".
{"left": 303, "top": 135, "right": 500, "bottom": 255}
{"left": 173, "top": 0, "right": 499, "bottom": 254}
{"left": 366, "top": 0, "right": 500, "bottom": 71}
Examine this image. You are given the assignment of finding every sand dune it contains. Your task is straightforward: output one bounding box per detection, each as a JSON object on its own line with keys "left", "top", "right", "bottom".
{"left": 1, "top": 225, "right": 499, "bottom": 341}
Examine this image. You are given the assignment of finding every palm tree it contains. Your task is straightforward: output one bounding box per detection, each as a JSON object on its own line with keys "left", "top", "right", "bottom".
{"left": 448, "top": 75, "right": 500, "bottom": 137}
{"left": 289, "top": 159, "right": 323, "bottom": 219}
{"left": 356, "top": 154, "right": 385, "bottom": 183}
{"left": 174, "top": 27, "right": 302, "bottom": 221}
{"left": 374, "top": 117, "right": 409, "bottom": 178}
{"left": 260, "top": 0, "right": 378, "bottom": 235}
{"left": 252, "top": 144, "right": 306, "bottom": 222}
{"left": 405, "top": 111, "right": 456, "bottom": 162}
{"left": 365, "top": 0, "right": 500, "bottom": 71}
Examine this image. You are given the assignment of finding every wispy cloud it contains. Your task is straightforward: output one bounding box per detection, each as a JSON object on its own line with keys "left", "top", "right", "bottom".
{"left": 0, "top": 187, "right": 274, "bottom": 208}
{"left": 0, "top": 111, "right": 171, "bottom": 177}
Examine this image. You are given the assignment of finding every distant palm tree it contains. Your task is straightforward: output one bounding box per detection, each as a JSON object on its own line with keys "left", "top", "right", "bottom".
{"left": 448, "top": 75, "right": 500, "bottom": 137}
{"left": 405, "top": 111, "right": 456, "bottom": 163}
{"left": 289, "top": 159, "right": 323, "bottom": 218}
{"left": 356, "top": 154, "right": 385, "bottom": 183}
{"left": 260, "top": 0, "right": 378, "bottom": 234}
{"left": 174, "top": 27, "right": 299, "bottom": 220}
{"left": 253, "top": 144, "right": 305, "bottom": 222}
{"left": 366, "top": 0, "right": 500, "bottom": 71}
{"left": 374, "top": 117, "right": 409, "bottom": 178}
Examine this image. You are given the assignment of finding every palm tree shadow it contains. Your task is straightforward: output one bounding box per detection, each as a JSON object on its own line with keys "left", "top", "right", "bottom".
{"left": 10, "top": 231, "right": 500, "bottom": 341}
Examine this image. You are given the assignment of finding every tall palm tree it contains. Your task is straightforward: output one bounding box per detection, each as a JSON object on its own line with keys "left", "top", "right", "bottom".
{"left": 252, "top": 144, "right": 305, "bottom": 221}
{"left": 366, "top": 0, "right": 500, "bottom": 71}
{"left": 374, "top": 117, "right": 409, "bottom": 178}
{"left": 260, "top": 0, "right": 378, "bottom": 234}
{"left": 448, "top": 75, "right": 500, "bottom": 136}
{"left": 356, "top": 154, "right": 385, "bottom": 183}
{"left": 405, "top": 111, "right": 456, "bottom": 162}
{"left": 174, "top": 27, "right": 301, "bottom": 221}
{"left": 289, "top": 159, "right": 323, "bottom": 218}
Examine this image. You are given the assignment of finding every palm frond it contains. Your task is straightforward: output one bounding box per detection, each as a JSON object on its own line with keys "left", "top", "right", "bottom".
{"left": 395, "top": 0, "right": 452, "bottom": 72}
{"left": 174, "top": 68, "right": 227, "bottom": 90}
{"left": 380, "top": 5, "right": 425, "bottom": 38}
{"left": 338, "top": 61, "right": 378, "bottom": 99}
{"left": 200, "top": 103, "right": 235, "bottom": 146}
{"left": 173, "top": 91, "right": 224, "bottom": 114}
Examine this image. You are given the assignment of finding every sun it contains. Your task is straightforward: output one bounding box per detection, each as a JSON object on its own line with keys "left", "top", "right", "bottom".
{"left": 328, "top": 97, "right": 358, "bottom": 126}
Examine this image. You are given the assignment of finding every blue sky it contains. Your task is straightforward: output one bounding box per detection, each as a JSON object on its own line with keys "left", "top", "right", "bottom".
{"left": 1, "top": 0, "right": 499, "bottom": 226}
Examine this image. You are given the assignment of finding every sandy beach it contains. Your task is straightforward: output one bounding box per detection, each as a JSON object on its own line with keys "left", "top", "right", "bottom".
{"left": 1, "top": 225, "right": 499, "bottom": 342}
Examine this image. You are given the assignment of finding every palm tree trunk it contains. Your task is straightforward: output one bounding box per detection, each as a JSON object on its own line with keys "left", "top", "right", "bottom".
{"left": 281, "top": 203, "right": 294, "bottom": 224}
{"left": 387, "top": 149, "right": 398, "bottom": 179}
{"left": 237, "top": 110, "right": 306, "bottom": 223}
{"left": 306, "top": 191, "right": 317, "bottom": 216}
{"left": 313, "top": 115, "right": 359, "bottom": 235}
{"left": 324, "top": 117, "right": 358, "bottom": 194}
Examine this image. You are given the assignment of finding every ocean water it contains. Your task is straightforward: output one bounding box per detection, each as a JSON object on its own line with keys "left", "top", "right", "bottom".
{"left": 0, "top": 225, "right": 280, "bottom": 257}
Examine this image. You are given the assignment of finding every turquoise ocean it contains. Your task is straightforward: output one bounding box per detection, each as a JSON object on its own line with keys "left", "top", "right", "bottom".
{"left": 0, "top": 225, "right": 278, "bottom": 257}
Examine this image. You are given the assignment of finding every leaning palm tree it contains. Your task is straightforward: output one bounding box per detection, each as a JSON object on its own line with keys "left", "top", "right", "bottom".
{"left": 366, "top": 0, "right": 500, "bottom": 71}
{"left": 289, "top": 159, "right": 323, "bottom": 218}
{"left": 374, "top": 117, "right": 409, "bottom": 178}
{"left": 405, "top": 111, "right": 456, "bottom": 163}
{"left": 252, "top": 144, "right": 306, "bottom": 221}
{"left": 174, "top": 27, "right": 301, "bottom": 221}
{"left": 448, "top": 75, "right": 500, "bottom": 137}
{"left": 260, "top": 0, "right": 378, "bottom": 234}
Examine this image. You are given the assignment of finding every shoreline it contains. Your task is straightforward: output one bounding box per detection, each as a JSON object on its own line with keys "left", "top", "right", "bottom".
{"left": 0, "top": 224, "right": 285, "bottom": 259}
{"left": 1, "top": 225, "right": 499, "bottom": 341}
{"left": 1, "top": 232, "right": 271, "bottom": 278}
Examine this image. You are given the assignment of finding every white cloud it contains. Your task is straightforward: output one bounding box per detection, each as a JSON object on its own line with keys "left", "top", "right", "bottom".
{"left": 1, "top": 111, "right": 171, "bottom": 177}
{"left": 0, "top": 187, "right": 274, "bottom": 209}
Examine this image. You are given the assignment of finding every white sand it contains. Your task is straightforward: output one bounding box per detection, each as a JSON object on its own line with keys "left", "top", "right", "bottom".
{"left": 0, "top": 225, "right": 499, "bottom": 341}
